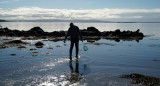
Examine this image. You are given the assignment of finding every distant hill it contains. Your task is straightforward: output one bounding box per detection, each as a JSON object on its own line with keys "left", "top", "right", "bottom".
{"left": 14, "top": 19, "right": 112, "bottom": 23}
{"left": 5, "top": 19, "right": 160, "bottom": 23}
{"left": 0, "top": 19, "right": 7, "bottom": 22}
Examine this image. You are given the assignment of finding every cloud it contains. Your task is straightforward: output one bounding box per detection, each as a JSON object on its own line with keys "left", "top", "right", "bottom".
{"left": 0, "top": 7, "right": 160, "bottom": 22}
{"left": 0, "top": 0, "right": 19, "bottom": 4}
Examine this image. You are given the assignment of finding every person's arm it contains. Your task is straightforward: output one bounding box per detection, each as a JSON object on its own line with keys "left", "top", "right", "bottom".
{"left": 64, "top": 28, "right": 70, "bottom": 43}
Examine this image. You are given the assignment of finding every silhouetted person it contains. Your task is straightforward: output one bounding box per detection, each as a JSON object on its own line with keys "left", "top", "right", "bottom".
{"left": 64, "top": 23, "right": 82, "bottom": 61}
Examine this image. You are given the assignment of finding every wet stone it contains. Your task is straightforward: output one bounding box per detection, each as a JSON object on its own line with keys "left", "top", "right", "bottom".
{"left": 32, "top": 55, "right": 38, "bottom": 57}
{"left": 47, "top": 47, "right": 53, "bottom": 49}
{"left": 30, "top": 48, "right": 37, "bottom": 51}
{"left": 152, "top": 59, "right": 160, "bottom": 61}
{"left": 45, "top": 53, "right": 50, "bottom": 55}
{"left": 10, "top": 54, "right": 16, "bottom": 56}
{"left": 30, "top": 52, "right": 40, "bottom": 54}
{"left": 7, "top": 40, "right": 28, "bottom": 44}
{"left": 35, "top": 41, "right": 44, "bottom": 48}
{"left": 56, "top": 45, "right": 63, "bottom": 47}
{"left": 18, "top": 45, "right": 26, "bottom": 49}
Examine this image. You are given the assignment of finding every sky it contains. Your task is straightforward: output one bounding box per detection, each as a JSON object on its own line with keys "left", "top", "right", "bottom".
{"left": 0, "top": 0, "right": 160, "bottom": 22}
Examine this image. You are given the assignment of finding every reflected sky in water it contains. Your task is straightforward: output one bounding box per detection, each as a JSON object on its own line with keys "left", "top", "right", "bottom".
{"left": 0, "top": 36, "right": 160, "bottom": 85}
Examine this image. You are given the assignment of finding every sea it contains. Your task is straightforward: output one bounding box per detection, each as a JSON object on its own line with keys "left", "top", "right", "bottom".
{"left": 0, "top": 22, "right": 160, "bottom": 86}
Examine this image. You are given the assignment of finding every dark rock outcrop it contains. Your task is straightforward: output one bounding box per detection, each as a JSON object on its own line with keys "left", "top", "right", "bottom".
{"left": 50, "top": 31, "right": 65, "bottom": 37}
{"left": 27, "top": 27, "right": 45, "bottom": 36}
{"left": 101, "top": 29, "right": 144, "bottom": 42}
{"left": 0, "top": 26, "right": 144, "bottom": 42}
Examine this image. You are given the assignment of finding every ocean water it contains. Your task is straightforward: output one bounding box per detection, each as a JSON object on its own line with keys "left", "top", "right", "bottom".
{"left": 0, "top": 22, "right": 160, "bottom": 37}
{"left": 0, "top": 22, "right": 160, "bottom": 86}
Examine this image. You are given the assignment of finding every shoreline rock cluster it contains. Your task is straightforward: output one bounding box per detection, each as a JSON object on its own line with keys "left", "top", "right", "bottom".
{"left": 0, "top": 26, "right": 144, "bottom": 42}
{"left": 0, "top": 40, "right": 28, "bottom": 49}
{"left": 121, "top": 73, "right": 160, "bottom": 86}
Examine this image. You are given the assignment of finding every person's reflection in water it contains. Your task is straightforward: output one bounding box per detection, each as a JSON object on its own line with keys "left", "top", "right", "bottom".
{"left": 66, "top": 59, "right": 82, "bottom": 84}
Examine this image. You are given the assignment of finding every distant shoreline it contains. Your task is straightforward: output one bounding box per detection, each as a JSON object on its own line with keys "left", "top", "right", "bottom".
{"left": 1, "top": 19, "right": 160, "bottom": 23}
{"left": 0, "top": 20, "right": 8, "bottom": 22}
{"left": 1, "top": 21, "right": 160, "bottom": 23}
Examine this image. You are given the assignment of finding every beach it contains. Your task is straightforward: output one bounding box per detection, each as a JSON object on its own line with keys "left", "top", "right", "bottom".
{"left": 0, "top": 22, "right": 160, "bottom": 86}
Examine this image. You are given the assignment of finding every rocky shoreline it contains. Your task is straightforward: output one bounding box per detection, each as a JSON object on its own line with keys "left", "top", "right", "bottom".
{"left": 121, "top": 73, "right": 160, "bottom": 86}
{"left": 0, "top": 26, "right": 144, "bottom": 42}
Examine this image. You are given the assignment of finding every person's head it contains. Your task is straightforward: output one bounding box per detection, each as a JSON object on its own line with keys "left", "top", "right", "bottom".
{"left": 70, "top": 22, "right": 74, "bottom": 27}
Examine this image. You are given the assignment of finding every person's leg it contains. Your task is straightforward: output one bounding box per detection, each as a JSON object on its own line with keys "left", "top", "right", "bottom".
{"left": 75, "top": 40, "right": 79, "bottom": 58}
{"left": 70, "top": 41, "right": 74, "bottom": 60}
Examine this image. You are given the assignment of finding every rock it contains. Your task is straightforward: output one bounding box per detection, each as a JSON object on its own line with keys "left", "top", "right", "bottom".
{"left": 32, "top": 55, "right": 38, "bottom": 57}
{"left": 50, "top": 31, "right": 65, "bottom": 37}
{"left": 28, "top": 27, "right": 44, "bottom": 36}
{"left": 48, "top": 47, "right": 53, "bottom": 49}
{"left": 56, "top": 45, "right": 62, "bottom": 47}
{"left": 30, "top": 48, "right": 37, "bottom": 51}
{"left": 152, "top": 59, "right": 160, "bottom": 61}
{"left": 0, "top": 40, "right": 28, "bottom": 49}
{"left": 17, "top": 45, "right": 26, "bottom": 49}
{"left": 35, "top": 41, "right": 44, "bottom": 46}
{"left": 0, "top": 28, "right": 4, "bottom": 35}
{"left": 136, "top": 29, "right": 140, "bottom": 33}
{"left": 85, "top": 27, "right": 101, "bottom": 36}
{"left": 3, "top": 27, "right": 10, "bottom": 32}
{"left": 10, "top": 54, "right": 16, "bottom": 56}
{"left": 35, "top": 41, "right": 44, "bottom": 48}
{"left": 121, "top": 73, "right": 160, "bottom": 86}
{"left": 114, "top": 29, "right": 121, "bottom": 35}
{"left": 13, "top": 30, "right": 24, "bottom": 36}
{"left": 7, "top": 40, "right": 27, "bottom": 44}
{"left": 0, "top": 45, "right": 8, "bottom": 49}
{"left": 30, "top": 52, "right": 39, "bottom": 54}
{"left": 84, "top": 42, "right": 115, "bottom": 46}
{"left": 29, "top": 27, "right": 44, "bottom": 33}
{"left": 87, "top": 27, "right": 98, "bottom": 32}
{"left": 46, "top": 53, "right": 49, "bottom": 55}
{"left": 0, "top": 26, "right": 145, "bottom": 42}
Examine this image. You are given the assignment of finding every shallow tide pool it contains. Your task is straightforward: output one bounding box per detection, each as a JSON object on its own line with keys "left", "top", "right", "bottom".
{"left": 0, "top": 36, "right": 160, "bottom": 86}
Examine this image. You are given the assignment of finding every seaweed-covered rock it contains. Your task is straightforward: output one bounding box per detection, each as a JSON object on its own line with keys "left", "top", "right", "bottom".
{"left": 50, "top": 31, "right": 65, "bottom": 37}
{"left": 0, "top": 40, "right": 28, "bottom": 49}
{"left": 114, "top": 29, "right": 121, "bottom": 35}
{"left": 81, "top": 27, "right": 101, "bottom": 36}
{"left": 12, "top": 30, "right": 24, "bottom": 36}
{"left": 28, "top": 27, "right": 44, "bottom": 36}
{"left": 29, "top": 27, "right": 44, "bottom": 33}
{"left": 7, "top": 40, "right": 28, "bottom": 44}
{"left": 87, "top": 27, "right": 101, "bottom": 36}
{"left": 121, "top": 73, "right": 160, "bottom": 86}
